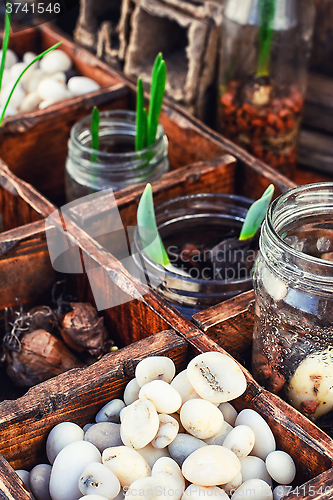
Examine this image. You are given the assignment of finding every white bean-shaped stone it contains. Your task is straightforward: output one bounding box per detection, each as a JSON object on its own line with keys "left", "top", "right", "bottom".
{"left": 20, "top": 91, "right": 42, "bottom": 112}
{"left": 152, "top": 457, "right": 185, "bottom": 499}
{"left": 46, "top": 421, "right": 84, "bottom": 464}
{"left": 135, "top": 356, "right": 176, "bottom": 387}
{"left": 218, "top": 402, "right": 238, "bottom": 426}
{"left": 170, "top": 369, "right": 200, "bottom": 407}
{"left": 152, "top": 414, "right": 179, "bottom": 448}
{"left": 27, "top": 68, "right": 45, "bottom": 93}
{"left": 222, "top": 472, "right": 242, "bottom": 496}
{"left": 49, "top": 441, "right": 101, "bottom": 500}
{"left": 29, "top": 463, "right": 52, "bottom": 500}
{"left": 231, "top": 479, "right": 273, "bottom": 500}
{"left": 223, "top": 425, "right": 255, "bottom": 459}
{"left": 182, "top": 485, "right": 229, "bottom": 500}
{"left": 68, "top": 76, "right": 100, "bottom": 95}
{"left": 37, "top": 78, "right": 70, "bottom": 101}
{"left": 169, "top": 412, "right": 185, "bottom": 433}
{"left": 79, "top": 462, "right": 121, "bottom": 499}
{"left": 235, "top": 409, "right": 276, "bottom": 460}
{"left": 265, "top": 451, "right": 296, "bottom": 484}
{"left": 125, "top": 476, "right": 169, "bottom": 500}
{"left": 182, "top": 445, "right": 241, "bottom": 486}
{"left": 40, "top": 50, "right": 72, "bottom": 73}
{"left": 240, "top": 456, "right": 272, "bottom": 486}
{"left": 137, "top": 443, "right": 170, "bottom": 468}
{"left": 102, "top": 446, "right": 151, "bottom": 487}
{"left": 10, "top": 62, "right": 34, "bottom": 86}
{"left": 186, "top": 352, "right": 247, "bottom": 404}
{"left": 168, "top": 434, "right": 207, "bottom": 467}
{"left": 139, "top": 380, "right": 182, "bottom": 414}
{"left": 180, "top": 399, "right": 224, "bottom": 439}
{"left": 23, "top": 51, "right": 38, "bottom": 65}
{"left": 49, "top": 71, "right": 67, "bottom": 83}
{"left": 123, "top": 378, "right": 140, "bottom": 406}
{"left": 0, "top": 49, "right": 18, "bottom": 69}
{"left": 120, "top": 399, "right": 159, "bottom": 449}
{"left": 96, "top": 399, "right": 125, "bottom": 423}
{"left": 0, "top": 82, "right": 25, "bottom": 110}
{"left": 204, "top": 421, "right": 233, "bottom": 446}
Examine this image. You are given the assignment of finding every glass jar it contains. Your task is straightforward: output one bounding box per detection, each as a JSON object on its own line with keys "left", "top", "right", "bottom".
{"left": 65, "top": 110, "right": 170, "bottom": 202}
{"left": 132, "top": 193, "right": 257, "bottom": 319}
{"left": 252, "top": 183, "right": 333, "bottom": 425}
{"left": 218, "top": 0, "right": 315, "bottom": 178}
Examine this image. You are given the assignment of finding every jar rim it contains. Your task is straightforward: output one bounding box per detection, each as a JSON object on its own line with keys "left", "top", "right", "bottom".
{"left": 70, "top": 110, "right": 166, "bottom": 159}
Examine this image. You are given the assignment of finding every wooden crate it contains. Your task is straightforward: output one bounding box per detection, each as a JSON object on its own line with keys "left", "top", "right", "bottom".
{"left": 0, "top": 329, "right": 333, "bottom": 499}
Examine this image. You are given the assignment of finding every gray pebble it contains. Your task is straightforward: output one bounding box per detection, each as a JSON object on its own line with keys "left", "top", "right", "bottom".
{"left": 85, "top": 422, "right": 122, "bottom": 452}
{"left": 168, "top": 433, "right": 207, "bottom": 466}
{"left": 29, "top": 464, "right": 52, "bottom": 500}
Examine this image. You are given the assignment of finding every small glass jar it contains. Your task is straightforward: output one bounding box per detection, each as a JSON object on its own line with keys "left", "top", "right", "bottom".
{"left": 252, "top": 183, "right": 333, "bottom": 425}
{"left": 218, "top": 0, "right": 315, "bottom": 177}
{"left": 65, "top": 110, "right": 170, "bottom": 202}
{"left": 133, "top": 193, "right": 257, "bottom": 319}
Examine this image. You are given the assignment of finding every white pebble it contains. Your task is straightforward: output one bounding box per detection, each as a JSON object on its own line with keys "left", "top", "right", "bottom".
{"left": 137, "top": 443, "right": 170, "bottom": 468}
{"left": 180, "top": 399, "right": 224, "bottom": 439}
{"left": 3, "top": 105, "right": 17, "bottom": 117}
{"left": 37, "top": 77, "right": 70, "bottom": 101}
{"left": 23, "top": 51, "right": 38, "bottom": 65}
{"left": 26, "top": 68, "right": 45, "bottom": 93}
{"left": 221, "top": 472, "right": 242, "bottom": 496}
{"left": 235, "top": 409, "right": 276, "bottom": 460}
{"left": 120, "top": 399, "right": 159, "bottom": 449}
{"left": 20, "top": 91, "right": 42, "bottom": 112}
{"left": 96, "top": 399, "right": 125, "bottom": 423}
{"left": 102, "top": 446, "right": 151, "bottom": 487}
{"left": 169, "top": 412, "right": 185, "bottom": 433}
{"left": 16, "top": 470, "right": 30, "bottom": 489}
{"left": 151, "top": 414, "right": 179, "bottom": 448}
{"left": 223, "top": 425, "right": 255, "bottom": 459}
{"left": 204, "top": 421, "right": 233, "bottom": 445}
{"left": 240, "top": 456, "right": 272, "bottom": 486}
{"left": 219, "top": 402, "right": 238, "bottom": 426}
{"left": 9, "top": 62, "right": 34, "bottom": 86}
{"left": 29, "top": 464, "right": 52, "bottom": 500}
{"left": 186, "top": 352, "right": 247, "bottom": 404}
{"left": 182, "top": 485, "right": 229, "bottom": 500}
{"left": 171, "top": 369, "right": 200, "bottom": 407}
{"left": 125, "top": 476, "right": 169, "bottom": 500}
{"left": 123, "top": 378, "right": 141, "bottom": 406}
{"left": 0, "top": 48, "right": 18, "bottom": 69}
{"left": 182, "top": 445, "right": 241, "bottom": 486}
{"left": 38, "top": 98, "right": 64, "bottom": 109}
{"left": 0, "top": 82, "right": 25, "bottom": 110}
{"left": 231, "top": 479, "right": 273, "bottom": 500}
{"left": 273, "top": 485, "right": 293, "bottom": 500}
{"left": 49, "top": 441, "right": 101, "bottom": 500}
{"left": 139, "top": 380, "right": 182, "bottom": 413}
{"left": 46, "top": 421, "right": 84, "bottom": 464}
{"left": 266, "top": 451, "right": 296, "bottom": 484}
{"left": 135, "top": 356, "right": 176, "bottom": 387}
{"left": 68, "top": 76, "right": 101, "bottom": 95}
{"left": 152, "top": 457, "right": 185, "bottom": 500}
{"left": 40, "top": 49, "right": 72, "bottom": 73}
{"left": 261, "top": 267, "right": 287, "bottom": 301}
{"left": 49, "top": 71, "right": 67, "bottom": 83}
{"left": 168, "top": 434, "right": 207, "bottom": 467}
{"left": 79, "top": 462, "right": 121, "bottom": 499}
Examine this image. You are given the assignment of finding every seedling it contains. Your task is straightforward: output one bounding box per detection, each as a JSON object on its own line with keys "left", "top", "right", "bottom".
{"left": 239, "top": 184, "right": 274, "bottom": 241}
{"left": 90, "top": 105, "right": 100, "bottom": 163}
{"left": 256, "top": 0, "right": 277, "bottom": 78}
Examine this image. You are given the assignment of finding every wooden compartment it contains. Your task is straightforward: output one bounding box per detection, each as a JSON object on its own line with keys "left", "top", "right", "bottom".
{"left": 0, "top": 328, "right": 333, "bottom": 499}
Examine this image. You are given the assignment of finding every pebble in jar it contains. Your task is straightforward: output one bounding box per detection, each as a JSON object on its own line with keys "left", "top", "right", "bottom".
{"left": 252, "top": 183, "right": 333, "bottom": 425}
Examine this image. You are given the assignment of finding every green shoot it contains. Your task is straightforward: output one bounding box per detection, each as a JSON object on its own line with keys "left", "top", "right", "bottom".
{"left": 256, "top": 0, "right": 277, "bottom": 78}
{"left": 239, "top": 184, "right": 275, "bottom": 241}
{"left": 91, "top": 106, "right": 100, "bottom": 163}
{"left": 137, "top": 183, "right": 170, "bottom": 266}
{"left": 0, "top": 10, "right": 11, "bottom": 94}
{"left": 135, "top": 53, "right": 167, "bottom": 151}
{"left": 0, "top": 41, "right": 62, "bottom": 125}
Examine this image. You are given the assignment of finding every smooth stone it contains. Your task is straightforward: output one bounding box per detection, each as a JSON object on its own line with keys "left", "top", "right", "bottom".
{"left": 151, "top": 414, "right": 179, "bottom": 449}
{"left": 265, "top": 451, "right": 296, "bottom": 484}
{"left": 123, "top": 378, "right": 140, "bottom": 406}
{"left": 204, "top": 421, "right": 233, "bottom": 445}
{"left": 102, "top": 445, "right": 151, "bottom": 487}
{"left": 23, "top": 51, "right": 38, "bottom": 65}
{"left": 235, "top": 409, "right": 276, "bottom": 460}
{"left": 3, "top": 105, "right": 17, "bottom": 117}
{"left": 137, "top": 443, "right": 170, "bottom": 468}
{"left": 261, "top": 267, "right": 287, "bottom": 301}
{"left": 182, "top": 445, "right": 241, "bottom": 486}
{"left": 96, "top": 399, "right": 125, "bottom": 424}
{"left": 0, "top": 48, "right": 18, "bottom": 69}
{"left": 168, "top": 434, "right": 207, "bottom": 467}
{"left": 20, "top": 91, "right": 42, "bottom": 112}
{"left": 85, "top": 422, "right": 122, "bottom": 452}
{"left": 170, "top": 369, "right": 200, "bottom": 407}
{"left": 180, "top": 399, "right": 224, "bottom": 439}
{"left": 120, "top": 399, "right": 159, "bottom": 449}
{"left": 169, "top": 413, "right": 185, "bottom": 433}
{"left": 68, "top": 76, "right": 100, "bottom": 95}
{"left": 38, "top": 98, "right": 64, "bottom": 109}
{"left": 40, "top": 50, "right": 72, "bottom": 74}
{"left": 152, "top": 457, "right": 185, "bottom": 500}
{"left": 240, "top": 456, "right": 272, "bottom": 486}
{"left": 49, "top": 440, "right": 101, "bottom": 500}
{"left": 221, "top": 472, "right": 242, "bottom": 496}
{"left": 125, "top": 476, "right": 170, "bottom": 500}
{"left": 27, "top": 68, "right": 45, "bottom": 93}
{"left": 37, "top": 78, "right": 70, "bottom": 101}
{"left": 16, "top": 470, "right": 30, "bottom": 489}
{"left": 186, "top": 352, "right": 247, "bottom": 404}
{"left": 139, "top": 380, "right": 182, "bottom": 414}
{"left": 83, "top": 423, "right": 95, "bottom": 432}
{"left": 273, "top": 485, "right": 293, "bottom": 500}
{"left": 9, "top": 62, "right": 34, "bottom": 86}
{"left": 0, "top": 82, "right": 25, "bottom": 110}
{"left": 49, "top": 71, "right": 67, "bottom": 83}
{"left": 46, "top": 421, "right": 84, "bottom": 464}
{"left": 231, "top": 479, "right": 273, "bottom": 500}
{"left": 182, "top": 485, "right": 229, "bottom": 500}
{"left": 218, "top": 402, "right": 238, "bottom": 426}
{"left": 223, "top": 425, "right": 255, "bottom": 459}
{"left": 78, "top": 462, "right": 121, "bottom": 499}
{"left": 29, "top": 464, "right": 52, "bottom": 500}
{"left": 135, "top": 356, "right": 176, "bottom": 387}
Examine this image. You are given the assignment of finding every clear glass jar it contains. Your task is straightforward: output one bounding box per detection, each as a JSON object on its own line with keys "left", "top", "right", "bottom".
{"left": 133, "top": 193, "right": 257, "bottom": 319}
{"left": 252, "top": 183, "right": 333, "bottom": 425}
{"left": 218, "top": 0, "right": 315, "bottom": 178}
{"left": 65, "top": 110, "right": 170, "bottom": 202}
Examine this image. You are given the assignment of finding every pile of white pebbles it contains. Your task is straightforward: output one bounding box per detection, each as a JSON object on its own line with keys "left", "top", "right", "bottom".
{"left": 16, "top": 352, "right": 296, "bottom": 500}
{"left": 0, "top": 48, "right": 100, "bottom": 116}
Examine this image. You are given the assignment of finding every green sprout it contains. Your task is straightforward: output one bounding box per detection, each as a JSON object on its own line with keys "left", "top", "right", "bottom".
{"left": 0, "top": 10, "right": 11, "bottom": 94}
{"left": 90, "top": 105, "right": 100, "bottom": 163}
{"left": 256, "top": 0, "right": 277, "bottom": 78}
{"left": 239, "top": 184, "right": 275, "bottom": 241}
